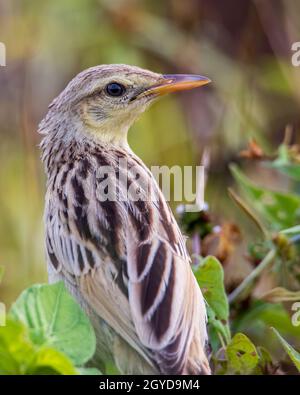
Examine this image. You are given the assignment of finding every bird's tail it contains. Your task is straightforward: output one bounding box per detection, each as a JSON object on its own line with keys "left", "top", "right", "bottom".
{"left": 184, "top": 339, "right": 211, "bottom": 375}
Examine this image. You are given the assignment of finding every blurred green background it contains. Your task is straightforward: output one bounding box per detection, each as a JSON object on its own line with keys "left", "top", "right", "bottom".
{"left": 0, "top": 0, "right": 300, "bottom": 308}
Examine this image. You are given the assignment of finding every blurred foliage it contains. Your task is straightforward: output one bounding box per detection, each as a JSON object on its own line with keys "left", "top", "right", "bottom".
{"left": 183, "top": 137, "right": 300, "bottom": 374}
{"left": 271, "top": 328, "right": 300, "bottom": 372}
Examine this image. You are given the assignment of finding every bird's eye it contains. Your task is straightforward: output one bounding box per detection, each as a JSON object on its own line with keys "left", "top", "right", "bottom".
{"left": 105, "top": 82, "right": 126, "bottom": 97}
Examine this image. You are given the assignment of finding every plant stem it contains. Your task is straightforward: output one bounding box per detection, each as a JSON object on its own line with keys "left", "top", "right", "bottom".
{"left": 217, "top": 331, "right": 226, "bottom": 350}
{"left": 228, "top": 248, "right": 277, "bottom": 304}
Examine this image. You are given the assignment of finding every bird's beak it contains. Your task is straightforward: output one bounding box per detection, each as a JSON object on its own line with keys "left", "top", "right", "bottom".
{"left": 145, "top": 74, "right": 211, "bottom": 96}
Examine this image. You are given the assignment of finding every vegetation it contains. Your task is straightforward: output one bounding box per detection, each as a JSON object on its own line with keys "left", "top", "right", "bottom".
{"left": 1, "top": 136, "right": 300, "bottom": 375}
{"left": 0, "top": 280, "right": 99, "bottom": 375}
{"left": 183, "top": 136, "right": 300, "bottom": 374}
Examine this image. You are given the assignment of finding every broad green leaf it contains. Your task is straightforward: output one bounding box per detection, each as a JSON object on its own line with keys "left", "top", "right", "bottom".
{"left": 230, "top": 164, "right": 300, "bottom": 230}
{"left": 226, "top": 333, "right": 259, "bottom": 374}
{"left": 0, "top": 319, "right": 35, "bottom": 374}
{"left": 257, "top": 346, "right": 273, "bottom": 367}
{"left": 10, "top": 282, "right": 96, "bottom": 366}
{"left": 233, "top": 301, "right": 300, "bottom": 339}
{"left": 271, "top": 328, "right": 300, "bottom": 372}
{"left": 194, "top": 256, "right": 229, "bottom": 321}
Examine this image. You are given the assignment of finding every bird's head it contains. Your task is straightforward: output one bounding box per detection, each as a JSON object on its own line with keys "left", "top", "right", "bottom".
{"left": 39, "top": 64, "right": 210, "bottom": 146}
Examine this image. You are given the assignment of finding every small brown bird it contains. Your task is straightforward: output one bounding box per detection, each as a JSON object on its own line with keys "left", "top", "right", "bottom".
{"left": 39, "top": 64, "right": 211, "bottom": 375}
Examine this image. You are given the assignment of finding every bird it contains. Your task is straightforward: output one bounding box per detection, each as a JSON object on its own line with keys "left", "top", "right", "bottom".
{"left": 39, "top": 64, "right": 211, "bottom": 375}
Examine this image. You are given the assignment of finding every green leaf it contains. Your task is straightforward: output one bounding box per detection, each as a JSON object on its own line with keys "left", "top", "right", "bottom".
{"left": 277, "top": 144, "right": 290, "bottom": 162}
{"left": 253, "top": 346, "right": 275, "bottom": 375}
{"left": 77, "top": 367, "right": 102, "bottom": 375}
{"left": 10, "top": 282, "right": 96, "bottom": 366}
{"left": 194, "top": 256, "right": 230, "bottom": 343}
{"left": 226, "top": 333, "right": 259, "bottom": 374}
{"left": 0, "top": 318, "right": 80, "bottom": 375}
{"left": 0, "top": 319, "right": 35, "bottom": 375}
{"left": 230, "top": 164, "right": 300, "bottom": 230}
{"left": 195, "top": 256, "right": 229, "bottom": 321}
{"left": 271, "top": 328, "right": 300, "bottom": 372}
{"left": 261, "top": 287, "right": 300, "bottom": 302}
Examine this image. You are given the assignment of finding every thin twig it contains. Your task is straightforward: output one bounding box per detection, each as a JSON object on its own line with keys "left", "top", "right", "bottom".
{"left": 228, "top": 249, "right": 277, "bottom": 304}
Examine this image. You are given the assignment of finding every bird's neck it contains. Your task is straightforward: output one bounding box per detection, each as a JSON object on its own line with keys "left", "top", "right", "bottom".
{"left": 40, "top": 125, "right": 134, "bottom": 178}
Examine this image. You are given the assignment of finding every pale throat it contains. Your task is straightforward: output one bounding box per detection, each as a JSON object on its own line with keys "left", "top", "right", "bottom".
{"left": 82, "top": 116, "right": 133, "bottom": 148}
{"left": 82, "top": 106, "right": 145, "bottom": 148}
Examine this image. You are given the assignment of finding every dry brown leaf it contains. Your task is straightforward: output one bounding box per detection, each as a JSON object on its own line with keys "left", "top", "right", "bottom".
{"left": 239, "top": 139, "right": 266, "bottom": 160}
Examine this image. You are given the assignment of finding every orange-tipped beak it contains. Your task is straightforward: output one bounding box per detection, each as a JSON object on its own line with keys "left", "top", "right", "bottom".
{"left": 145, "top": 74, "right": 211, "bottom": 96}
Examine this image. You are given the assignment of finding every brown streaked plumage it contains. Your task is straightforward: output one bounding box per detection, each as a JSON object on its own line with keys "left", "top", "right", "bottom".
{"left": 39, "top": 64, "right": 211, "bottom": 375}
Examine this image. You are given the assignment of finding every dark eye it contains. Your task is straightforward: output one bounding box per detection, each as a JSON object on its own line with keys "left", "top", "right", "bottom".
{"left": 105, "top": 82, "right": 126, "bottom": 97}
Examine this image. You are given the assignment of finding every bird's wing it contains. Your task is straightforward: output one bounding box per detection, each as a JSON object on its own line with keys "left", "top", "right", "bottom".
{"left": 46, "top": 153, "right": 209, "bottom": 374}
{"left": 124, "top": 192, "right": 209, "bottom": 374}
{"left": 45, "top": 157, "right": 155, "bottom": 370}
